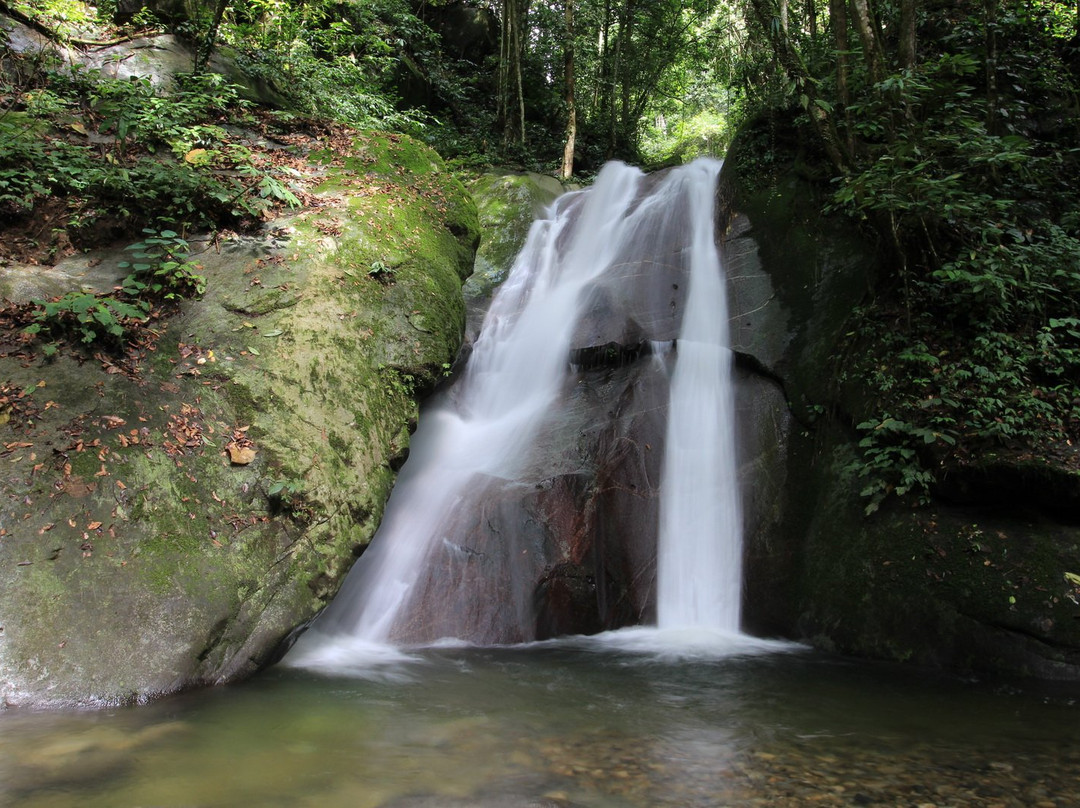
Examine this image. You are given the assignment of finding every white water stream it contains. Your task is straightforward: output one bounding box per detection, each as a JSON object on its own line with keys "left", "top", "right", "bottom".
{"left": 656, "top": 158, "right": 743, "bottom": 633}
{"left": 288, "top": 158, "right": 744, "bottom": 666}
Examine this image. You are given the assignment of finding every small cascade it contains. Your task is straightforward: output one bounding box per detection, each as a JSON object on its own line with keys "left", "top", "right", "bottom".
{"left": 287, "top": 157, "right": 744, "bottom": 664}
{"left": 655, "top": 158, "right": 742, "bottom": 632}
{"left": 297, "top": 162, "right": 648, "bottom": 646}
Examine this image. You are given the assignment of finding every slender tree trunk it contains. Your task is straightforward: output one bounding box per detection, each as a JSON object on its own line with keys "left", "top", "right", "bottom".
{"left": 606, "top": 0, "right": 623, "bottom": 156}
{"left": 848, "top": 0, "right": 882, "bottom": 81}
{"left": 498, "top": 0, "right": 511, "bottom": 137}
{"left": 195, "top": 0, "right": 231, "bottom": 74}
{"left": 498, "top": 0, "right": 527, "bottom": 147}
{"left": 898, "top": 0, "right": 916, "bottom": 69}
{"left": 597, "top": 0, "right": 612, "bottom": 128}
{"left": 985, "top": 0, "right": 999, "bottom": 135}
{"left": 618, "top": 0, "right": 635, "bottom": 154}
{"left": 830, "top": 0, "right": 854, "bottom": 158}
{"left": 513, "top": 0, "right": 526, "bottom": 146}
{"left": 780, "top": 0, "right": 789, "bottom": 35}
{"left": 561, "top": 0, "right": 576, "bottom": 180}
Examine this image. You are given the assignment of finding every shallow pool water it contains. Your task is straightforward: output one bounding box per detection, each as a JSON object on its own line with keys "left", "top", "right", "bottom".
{"left": 2, "top": 634, "right": 1078, "bottom": 807}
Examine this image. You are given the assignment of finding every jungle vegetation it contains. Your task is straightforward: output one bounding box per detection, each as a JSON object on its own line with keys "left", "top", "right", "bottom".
{"left": 2, "top": 0, "right": 1079, "bottom": 511}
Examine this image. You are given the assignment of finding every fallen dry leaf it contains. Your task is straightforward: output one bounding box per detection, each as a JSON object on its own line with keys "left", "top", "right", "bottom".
{"left": 226, "top": 442, "right": 257, "bottom": 465}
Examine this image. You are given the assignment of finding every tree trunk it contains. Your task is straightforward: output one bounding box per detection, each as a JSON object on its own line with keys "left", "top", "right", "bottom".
{"left": 561, "top": 0, "right": 576, "bottom": 180}
{"left": 498, "top": 0, "right": 511, "bottom": 138}
{"left": 195, "top": 0, "right": 231, "bottom": 75}
{"left": 513, "top": 0, "right": 527, "bottom": 146}
{"left": 898, "top": 0, "right": 916, "bottom": 70}
{"left": 984, "top": 0, "right": 999, "bottom": 134}
{"left": 498, "top": 0, "right": 527, "bottom": 147}
{"left": 596, "top": 0, "right": 612, "bottom": 128}
{"left": 848, "top": 0, "right": 882, "bottom": 81}
{"left": 829, "top": 0, "right": 854, "bottom": 158}
{"left": 606, "top": 0, "right": 623, "bottom": 156}
{"left": 618, "top": 0, "right": 635, "bottom": 153}
{"left": 747, "top": 0, "right": 849, "bottom": 173}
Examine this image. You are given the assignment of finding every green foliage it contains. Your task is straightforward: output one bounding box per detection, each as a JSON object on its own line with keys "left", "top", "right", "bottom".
{"left": 267, "top": 479, "right": 303, "bottom": 498}
{"left": 7, "top": 0, "right": 99, "bottom": 38}
{"left": 119, "top": 229, "right": 207, "bottom": 302}
{"left": 23, "top": 228, "right": 209, "bottom": 353}
{"left": 75, "top": 71, "right": 245, "bottom": 155}
{"left": 24, "top": 292, "right": 150, "bottom": 353}
{"left": 224, "top": 0, "right": 427, "bottom": 129}
{"left": 366, "top": 259, "right": 395, "bottom": 283}
{"left": 730, "top": 0, "right": 1080, "bottom": 513}
{"left": 850, "top": 415, "right": 938, "bottom": 516}
{"left": 640, "top": 108, "right": 732, "bottom": 165}
{"left": 0, "top": 62, "right": 302, "bottom": 238}
{"left": 236, "top": 44, "right": 419, "bottom": 129}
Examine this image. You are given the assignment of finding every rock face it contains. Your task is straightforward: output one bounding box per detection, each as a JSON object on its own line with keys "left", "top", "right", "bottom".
{"left": 0, "top": 17, "right": 290, "bottom": 108}
{"left": 718, "top": 149, "right": 1080, "bottom": 680}
{"left": 381, "top": 164, "right": 789, "bottom": 643}
{"left": 457, "top": 156, "right": 1080, "bottom": 682}
{"left": 0, "top": 133, "right": 478, "bottom": 708}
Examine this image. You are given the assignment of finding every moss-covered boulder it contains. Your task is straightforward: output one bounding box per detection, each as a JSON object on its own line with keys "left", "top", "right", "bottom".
{"left": 0, "top": 132, "right": 479, "bottom": 708}
{"left": 462, "top": 171, "right": 565, "bottom": 343}
{"left": 722, "top": 127, "right": 1080, "bottom": 680}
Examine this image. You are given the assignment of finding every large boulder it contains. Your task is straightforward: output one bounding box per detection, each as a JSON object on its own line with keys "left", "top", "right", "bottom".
{"left": 0, "top": 15, "right": 290, "bottom": 109}
{"left": 0, "top": 132, "right": 479, "bottom": 708}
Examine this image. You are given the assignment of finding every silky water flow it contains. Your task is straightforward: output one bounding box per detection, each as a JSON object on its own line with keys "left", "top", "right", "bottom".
{"left": 286, "top": 157, "right": 755, "bottom": 668}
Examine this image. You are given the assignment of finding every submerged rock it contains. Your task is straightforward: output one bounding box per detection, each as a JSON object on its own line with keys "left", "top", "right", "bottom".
{"left": 0, "top": 132, "right": 478, "bottom": 708}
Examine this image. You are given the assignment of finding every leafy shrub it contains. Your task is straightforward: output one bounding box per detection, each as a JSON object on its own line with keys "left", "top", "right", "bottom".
{"left": 24, "top": 292, "right": 149, "bottom": 355}
{"left": 119, "top": 229, "right": 207, "bottom": 301}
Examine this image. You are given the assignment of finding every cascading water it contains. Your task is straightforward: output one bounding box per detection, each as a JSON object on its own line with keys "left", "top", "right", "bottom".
{"left": 287, "top": 157, "right": 745, "bottom": 666}
{"left": 656, "top": 159, "right": 742, "bottom": 633}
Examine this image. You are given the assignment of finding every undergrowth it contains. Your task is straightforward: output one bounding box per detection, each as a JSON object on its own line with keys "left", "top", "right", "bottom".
{"left": 817, "top": 8, "right": 1080, "bottom": 514}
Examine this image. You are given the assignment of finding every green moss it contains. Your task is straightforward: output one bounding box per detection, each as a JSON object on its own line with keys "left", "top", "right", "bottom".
{"left": 338, "top": 132, "right": 445, "bottom": 178}
{"left": 222, "top": 288, "right": 303, "bottom": 316}
{"left": 0, "top": 127, "right": 480, "bottom": 707}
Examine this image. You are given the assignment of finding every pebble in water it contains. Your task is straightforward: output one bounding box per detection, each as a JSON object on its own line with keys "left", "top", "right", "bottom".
{"left": 508, "top": 727, "right": 1080, "bottom": 807}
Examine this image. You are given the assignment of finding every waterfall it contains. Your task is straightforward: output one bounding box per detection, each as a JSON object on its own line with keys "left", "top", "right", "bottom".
{"left": 286, "top": 157, "right": 743, "bottom": 665}
{"left": 656, "top": 159, "right": 742, "bottom": 632}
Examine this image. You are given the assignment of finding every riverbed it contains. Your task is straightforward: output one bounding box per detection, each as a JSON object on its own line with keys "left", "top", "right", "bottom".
{"left": 2, "top": 631, "right": 1077, "bottom": 807}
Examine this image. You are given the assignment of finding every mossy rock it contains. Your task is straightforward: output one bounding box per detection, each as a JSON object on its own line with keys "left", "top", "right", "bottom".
{"left": 791, "top": 429, "right": 1080, "bottom": 678}
{"left": 724, "top": 121, "right": 1080, "bottom": 680}
{"left": 0, "top": 132, "right": 478, "bottom": 708}
{"left": 465, "top": 170, "right": 565, "bottom": 302}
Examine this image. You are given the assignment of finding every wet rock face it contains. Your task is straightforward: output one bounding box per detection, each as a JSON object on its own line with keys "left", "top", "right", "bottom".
{"left": 396, "top": 167, "right": 791, "bottom": 644}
